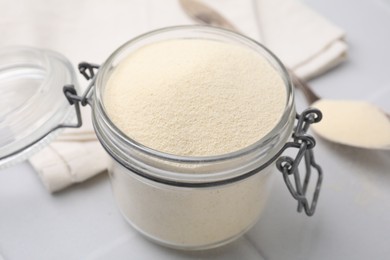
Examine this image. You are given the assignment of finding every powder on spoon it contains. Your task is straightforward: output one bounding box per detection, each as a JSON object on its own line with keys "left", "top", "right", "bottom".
{"left": 312, "top": 99, "right": 390, "bottom": 149}
{"left": 104, "top": 39, "right": 286, "bottom": 156}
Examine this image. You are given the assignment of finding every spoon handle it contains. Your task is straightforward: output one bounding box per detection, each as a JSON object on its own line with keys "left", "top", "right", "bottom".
{"left": 178, "top": 0, "right": 237, "bottom": 31}
{"left": 290, "top": 72, "right": 320, "bottom": 104}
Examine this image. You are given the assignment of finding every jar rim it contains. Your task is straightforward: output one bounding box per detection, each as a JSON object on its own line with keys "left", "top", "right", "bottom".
{"left": 94, "top": 25, "right": 294, "bottom": 164}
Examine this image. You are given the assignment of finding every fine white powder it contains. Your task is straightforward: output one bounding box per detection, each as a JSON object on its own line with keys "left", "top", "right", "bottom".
{"left": 104, "top": 39, "right": 286, "bottom": 156}
{"left": 312, "top": 100, "right": 390, "bottom": 149}
{"left": 105, "top": 39, "right": 287, "bottom": 248}
{"left": 111, "top": 161, "right": 274, "bottom": 248}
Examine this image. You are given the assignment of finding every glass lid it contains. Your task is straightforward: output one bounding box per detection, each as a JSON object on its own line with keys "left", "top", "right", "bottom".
{"left": 0, "top": 46, "right": 79, "bottom": 169}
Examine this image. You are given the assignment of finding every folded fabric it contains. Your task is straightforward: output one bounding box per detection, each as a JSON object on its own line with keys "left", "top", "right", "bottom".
{"left": 8, "top": 0, "right": 347, "bottom": 192}
{"left": 30, "top": 139, "right": 109, "bottom": 192}
{"left": 254, "top": 0, "right": 347, "bottom": 79}
{"left": 29, "top": 109, "right": 110, "bottom": 193}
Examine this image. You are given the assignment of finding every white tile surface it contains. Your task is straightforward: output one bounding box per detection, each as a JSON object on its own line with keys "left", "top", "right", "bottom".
{"left": 1, "top": 0, "right": 390, "bottom": 259}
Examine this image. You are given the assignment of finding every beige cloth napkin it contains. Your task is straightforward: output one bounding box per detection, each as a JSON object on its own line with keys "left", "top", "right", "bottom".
{"left": 254, "top": 0, "right": 347, "bottom": 79}
{"left": 29, "top": 108, "right": 110, "bottom": 192}
{"left": 0, "top": 0, "right": 347, "bottom": 192}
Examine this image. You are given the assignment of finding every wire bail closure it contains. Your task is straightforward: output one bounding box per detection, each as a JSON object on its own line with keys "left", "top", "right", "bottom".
{"left": 276, "top": 109, "right": 323, "bottom": 216}
{"left": 62, "top": 62, "right": 100, "bottom": 128}
{"left": 64, "top": 62, "right": 100, "bottom": 106}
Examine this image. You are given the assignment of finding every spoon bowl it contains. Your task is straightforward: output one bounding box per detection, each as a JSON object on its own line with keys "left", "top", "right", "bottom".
{"left": 291, "top": 74, "right": 390, "bottom": 150}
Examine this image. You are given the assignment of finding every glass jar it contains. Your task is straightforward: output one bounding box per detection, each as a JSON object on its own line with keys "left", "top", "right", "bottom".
{"left": 0, "top": 25, "right": 323, "bottom": 251}
{"left": 91, "top": 26, "right": 306, "bottom": 250}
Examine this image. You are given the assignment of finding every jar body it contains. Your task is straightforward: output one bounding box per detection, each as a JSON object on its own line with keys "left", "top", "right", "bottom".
{"left": 109, "top": 159, "right": 274, "bottom": 250}
{"left": 92, "top": 26, "right": 295, "bottom": 250}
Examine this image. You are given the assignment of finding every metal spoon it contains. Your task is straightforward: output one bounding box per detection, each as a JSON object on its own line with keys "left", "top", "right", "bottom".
{"left": 179, "top": 0, "right": 390, "bottom": 150}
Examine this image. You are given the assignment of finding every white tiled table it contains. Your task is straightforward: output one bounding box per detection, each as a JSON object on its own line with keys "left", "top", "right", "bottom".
{"left": 1, "top": 0, "right": 390, "bottom": 259}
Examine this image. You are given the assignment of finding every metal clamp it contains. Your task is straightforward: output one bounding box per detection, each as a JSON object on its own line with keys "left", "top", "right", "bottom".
{"left": 64, "top": 62, "right": 100, "bottom": 106}
{"left": 61, "top": 62, "right": 100, "bottom": 128}
{"left": 277, "top": 109, "right": 323, "bottom": 216}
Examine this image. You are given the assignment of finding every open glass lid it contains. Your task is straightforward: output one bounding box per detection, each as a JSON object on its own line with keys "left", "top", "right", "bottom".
{"left": 0, "top": 46, "right": 79, "bottom": 169}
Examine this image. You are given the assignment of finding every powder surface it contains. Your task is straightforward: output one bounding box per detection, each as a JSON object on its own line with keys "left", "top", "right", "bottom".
{"left": 312, "top": 99, "right": 390, "bottom": 149}
{"left": 104, "top": 39, "right": 286, "bottom": 156}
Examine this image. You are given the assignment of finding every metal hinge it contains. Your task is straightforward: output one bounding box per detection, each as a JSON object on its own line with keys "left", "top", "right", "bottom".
{"left": 277, "top": 109, "right": 323, "bottom": 216}
{"left": 61, "top": 62, "right": 100, "bottom": 129}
